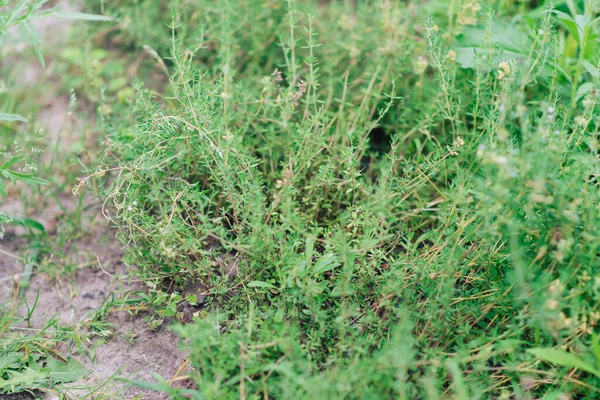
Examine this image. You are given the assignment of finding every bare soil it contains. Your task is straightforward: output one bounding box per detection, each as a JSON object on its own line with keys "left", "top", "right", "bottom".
{"left": 1, "top": 215, "right": 187, "bottom": 399}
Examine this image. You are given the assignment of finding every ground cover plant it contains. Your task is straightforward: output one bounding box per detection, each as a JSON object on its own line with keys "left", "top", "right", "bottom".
{"left": 85, "top": 0, "right": 600, "bottom": 398}
{"left": 1, "top": 0, "right": 600, "bottom": 398}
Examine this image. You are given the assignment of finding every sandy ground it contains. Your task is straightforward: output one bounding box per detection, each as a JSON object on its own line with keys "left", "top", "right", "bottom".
{"left": 1, "top": 213, "right": 188, "bottom": 400}
{"left": 1, "top": 2, "right": 188, "bottom": 399}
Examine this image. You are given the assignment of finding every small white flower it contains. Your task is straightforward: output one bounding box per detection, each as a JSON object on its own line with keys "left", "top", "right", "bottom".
{"left": 498, "top": 103, "right": 506, "bottom": 112}
{"left": 133, "top": 201, "right": 137, "bottom": 206}
{"left": 547, "top": 106, "right": 555, "bottom": 114}
{"left": 575, "top": 115, "right": 588, "bottom": 126}
{"left": 127, "top": 206, "right": 132, "bottom": 211}
{"left": 538, "top": 29, "right": 544, "bottom": 35}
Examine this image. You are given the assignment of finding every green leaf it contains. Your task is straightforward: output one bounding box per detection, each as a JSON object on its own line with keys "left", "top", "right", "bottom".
{"left": 0, "top": 155, "right": 26, "bottom": 170}
{"left": 2, "top": 171, "right": 49, "bottom": 186}
{"left": 575, "top": 14, "right": 592, "bottom": 34}
{"left": 186, "top": 294, "right": 198, "bottom": 305}
{"left": 0, "top": 113, "right": 29, "bottom": 123}
{"left": 554, "top": 10, "right": 581, "bottom": 45}
{"left": 1, "top": 169, "right": 49, "bottom": 186}
{"left": 305, "top": 236, "right": 315, "bottom": 263}
{"left": 0, "top": 352, "right": 22, "bottom": 371}
{"left": 247, "top": 281, "right": 277, "bottom": 289}
{"left": 592, "top": 335, "right": 600, "bottom": 365}
{"left": 10, "top": 216, "right": 45, "bottom": 233}
{"left": 574, "top": 82, "right": 596, "bottom": 104}
{"left": 311, "top": 253, "right": 340, "bottom": 276}
{"left": 528, "top": 348, "right": 600, "bottom": 377}
{"left": 47, "top": 357, "right": 91, "bottom": 384}
{"left": 453, "top": 21, "right": 533, "bottom": 69}
{"left": 0, "top": 367, "right": 49, "bottom": 392}
{"left": 582, "top": 60, "right": 599, "bottom": 78}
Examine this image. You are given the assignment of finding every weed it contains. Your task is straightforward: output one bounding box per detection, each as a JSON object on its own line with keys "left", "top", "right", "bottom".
{"left": 1, "top": 0, "right": 599, "bottom": 398}
{"left": 1, "top": 1, "right": 114, "bottom": 397}
{"left": 88, "top": 0, "right": 600, "bottom": 398}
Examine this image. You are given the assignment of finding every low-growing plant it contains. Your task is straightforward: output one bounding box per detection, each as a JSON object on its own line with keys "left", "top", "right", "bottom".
{"left": 0, "top": 298, "right": 92, "bottom": 396}
{"left": 89, "top": 0, "right": 600, "bottom": 398}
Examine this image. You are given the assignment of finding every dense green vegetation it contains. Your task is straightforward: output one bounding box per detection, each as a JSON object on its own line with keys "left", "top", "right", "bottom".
{"left": 2, "top": 0, "right": 600, "bottom": 398}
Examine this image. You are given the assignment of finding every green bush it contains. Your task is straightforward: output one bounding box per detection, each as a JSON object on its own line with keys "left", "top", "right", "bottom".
{"left": 94, "top": 0, "right": 600, "bottom": 398}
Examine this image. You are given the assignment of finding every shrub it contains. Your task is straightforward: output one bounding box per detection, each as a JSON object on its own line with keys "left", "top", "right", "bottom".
{"left": 94, "top": 0, "right": 600, "bottom": 398}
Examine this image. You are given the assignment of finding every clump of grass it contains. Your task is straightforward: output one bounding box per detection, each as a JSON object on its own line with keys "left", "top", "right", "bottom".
{"left": 92, "top": 0, "right": 600, "bottom": 398}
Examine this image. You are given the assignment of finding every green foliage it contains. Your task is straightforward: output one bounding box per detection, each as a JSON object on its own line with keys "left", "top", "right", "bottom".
{"left": 80, "top": 0, "right": 599, "bottom": 397}
{"left": 528, "top": 346, "right": 600, "bottom": 378}
{"left": 0, "top": 0, "right": 110, "bottom": 201}
{"left": 0, "top": 2, "right": 114, "bottom": 396}
{"left": 0, "top": 355, "right": 91, "bottom": 394}
{"left": 0, "top": 305, "right": 91, "bottom": 395}
{"left": 0, "top": 155, "right": 48, "bottom": 197}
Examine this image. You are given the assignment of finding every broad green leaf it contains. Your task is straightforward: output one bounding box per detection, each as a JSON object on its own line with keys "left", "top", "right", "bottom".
{"left": 1, "top": 367, "right": 49, "bottom": 392}
{"left": 0, "top": 113, "right": 28, "bottom": 123}
{"left": 446, "top": 359, "right": 470, "bottom": 400}
{"left": 528, "top": 348, "right": 600, "bottom": 377}
{"left": 0, "top": 352, "right": 21, "bottom": 371}
{"left": 311, "top": 253, "right": 340, "bottom": 276}
{"left": 47, "top": 357, "right": 91, "bottom": 384}
{"left": 453, "top": 21, "right": 533, "bottom": 69}
{"left": 541, "top": 391, "right": 577, "bottom": 400}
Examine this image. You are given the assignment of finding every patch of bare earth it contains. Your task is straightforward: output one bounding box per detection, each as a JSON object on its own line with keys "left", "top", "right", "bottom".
{"left": 1, "top": 2, "right": 188, "bottom": 399}
{"left": 1, "top": 213, "right": 188, "bottom": 399}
